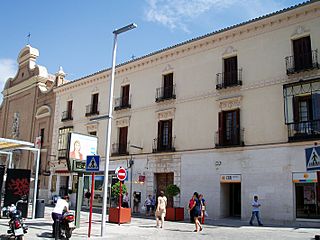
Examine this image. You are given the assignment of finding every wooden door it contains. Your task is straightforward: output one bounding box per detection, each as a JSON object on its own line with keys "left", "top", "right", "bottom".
{"left": 293, "top": 36, "right": 312, "bottom": 71}
{"left": 67, "top": 100, "right": 73, "bottom": 118}
{"left": 121, "top": 85, "right": 130, "bottom": 107}
{"left": 91, "top": 93, "right": 99, "bottom": 113}
{"left": 224, "top": 56, "right": 238, "bottom": 86}
{"left": 118, "top": 127, "right": 128, "bottom": 154}
{"left": 163, "top": 73, "right": 173, "bottom": 98}
{"left": 156, "top": 172, "right": 174, "bottom": 207}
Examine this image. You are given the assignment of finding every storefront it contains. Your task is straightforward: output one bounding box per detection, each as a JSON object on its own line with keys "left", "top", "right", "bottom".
{"left": 293, "top": 172, "right": 320, "bottom": 219}
{"left": 220, "top": 174, "right": 241, "bottom": 218}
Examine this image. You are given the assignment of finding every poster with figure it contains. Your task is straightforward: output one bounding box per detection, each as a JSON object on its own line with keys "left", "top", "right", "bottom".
{"left": 304, "top": 185, "right": 316, "bottom": 205}
{"left": 4, "top": 169, "right": 31, "bottom": 218}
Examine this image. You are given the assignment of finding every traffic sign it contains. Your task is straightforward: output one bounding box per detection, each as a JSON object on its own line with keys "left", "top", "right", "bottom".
{"left": 306, "top": 146, "right": 320, "bottom": 171}
{"left": 117, "top": 167, "right": 127, "bottom": 181}
{"left": 86, "top": 155, "right": 100, "bottom": 172}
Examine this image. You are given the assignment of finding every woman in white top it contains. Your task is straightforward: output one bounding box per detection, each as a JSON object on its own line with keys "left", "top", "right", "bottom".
{"left": 155, "top": 191, "right": 167, "bottom": 228}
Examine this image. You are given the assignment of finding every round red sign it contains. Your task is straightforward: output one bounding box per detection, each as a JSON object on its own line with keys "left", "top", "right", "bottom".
{"left": 117, "top": 167, "right": 127, "bottom": 181}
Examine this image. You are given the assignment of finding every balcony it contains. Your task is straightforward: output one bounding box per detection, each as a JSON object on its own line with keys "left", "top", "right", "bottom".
{"left": 114, "top": 96, "right": 131, "bottom": 111}
{"left": 215, "top": 128, "right": 244, "bottom": 147}
{"left": 155, "top": 85, "right": 176, "bottom": 102}
{"left": 58, "top": 149, "right": 68, "bottom": 159}
{"left": 61, "top": 111, "right": 73, "bottom": 122}
{"left": 85, "top": 104, "right": 99, "bottom": 117}
{"left": 216, "top": 69, "right": 242, "bottom": 89}
{"left": 111, "top": 143, "right": 129, "bottom": 156}
{"left": 287, "top": 120, "right": 320, "bottom": 142}
{"left": 285, "top": 49, "right": 319, "bottom": 75}
{"left": 152, "top": 136, "right": 176, "bottom": 153}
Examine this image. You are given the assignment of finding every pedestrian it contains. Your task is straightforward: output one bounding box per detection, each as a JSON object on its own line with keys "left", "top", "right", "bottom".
{"left": 199, "top": 194, "right": 206, "bottom": 224}
{"left": 122, "top": 192, "right": 129, "bottom": 208}
{"left": 51, "top": 196, "right": 69, "bottom": 237}
{"left": 188, "top": 194, "right": 195, "bottom": 223}
{"left": 249, "top": 195, "right": 263, "bottom": 226}
{"left": 133, "top": 191, "right": 139, "bottom": 213}
{"left": 155, "top": 191, "right": 167, "bottom": 228}
{"left": 151, "top": 195, "right": 156, "bottom": 215}
{"left": 144, "top": 194, "right": 152, "bottom": 216}
{"left": 191, "top": 192, "right": 203, "bottom": 232}
{"left": 85, "top": 190, "right": 91, "bottom": 206}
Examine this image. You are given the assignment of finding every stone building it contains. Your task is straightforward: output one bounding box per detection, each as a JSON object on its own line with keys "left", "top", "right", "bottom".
{"left": 0, "top": 45, "right": 66, "bottom": 200}
{"left": 50, "top": 1, "right": 320, "bottom": 222}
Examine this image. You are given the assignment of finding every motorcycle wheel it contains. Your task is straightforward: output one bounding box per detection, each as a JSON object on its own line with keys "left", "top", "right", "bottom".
{"left": 16, "top": 236, "right": 24, "bottom": 240}
{"left": 65, "top": 227, "right": 72, "bottom": 239}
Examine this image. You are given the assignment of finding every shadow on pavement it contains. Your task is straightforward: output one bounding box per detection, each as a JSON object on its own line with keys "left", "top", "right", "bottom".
{"left": 0, "top": 235, "right": 9, "bottom": 240}
{"left": 36, "top": 231, "right": 53, "bottom": 239}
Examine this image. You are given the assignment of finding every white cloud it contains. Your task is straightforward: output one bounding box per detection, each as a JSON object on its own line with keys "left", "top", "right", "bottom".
{"left": 145, "top": 0, "right": 286, "bottom": 32}
{"left": 0, "top": 58, "right": 17, "bottom": 102}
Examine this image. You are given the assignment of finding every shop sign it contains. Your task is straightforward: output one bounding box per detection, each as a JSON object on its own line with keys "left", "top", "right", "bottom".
{"left": 305, "top": 146, "right": 320, "bottom": 171}
{"left": 138, "top": 175, "right": 145, "bottom": 183}
{"left": 292, "top": 172, "right": 317, "bottom": 183}
{"left": 220, "top": 174, "right": 241, "bottom": 183}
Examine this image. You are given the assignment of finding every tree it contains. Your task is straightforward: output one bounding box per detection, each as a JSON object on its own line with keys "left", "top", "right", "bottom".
{"left": 165, "top": 184, "right": 180, "bottom": 207}
{"left": 111, "top": 181, "right": 127, "bottom": 203}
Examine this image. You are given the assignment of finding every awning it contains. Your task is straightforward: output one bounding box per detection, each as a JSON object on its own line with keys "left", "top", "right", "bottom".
{"left": 0, "top": 137, "right": 34, "bottom": 151}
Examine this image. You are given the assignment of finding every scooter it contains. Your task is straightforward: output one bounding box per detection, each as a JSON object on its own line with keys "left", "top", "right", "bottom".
{"left": 54, "top": 211, "right": 75, "bottom": 240}
{"left": 2, "top": 198, "right": 28, "bottom": 240}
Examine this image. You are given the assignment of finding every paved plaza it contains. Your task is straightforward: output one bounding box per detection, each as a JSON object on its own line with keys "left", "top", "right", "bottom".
{"left": 0, "top": 206, "right": 320, "bottom": 239}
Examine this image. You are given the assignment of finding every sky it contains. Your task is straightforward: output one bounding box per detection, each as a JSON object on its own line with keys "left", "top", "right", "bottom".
{"left": 0, "top": 0, "right": 306, "bottom": 102}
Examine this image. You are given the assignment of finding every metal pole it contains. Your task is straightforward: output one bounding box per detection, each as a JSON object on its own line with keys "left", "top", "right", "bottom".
{"left": 88, "top": 172, "right": 95, "bottom": 238}
{"left": 8, "top": 152, "right": 12, "bottom": 168}
{"left": 118, "top": 181, "right": 122, "bottom": 225}
{"left": 32, "top": 149, "right": 40, "bottom": 219}
{"left": 101, "top": 33, "right": 118, "bottom": 237}
{"left": 130, "top": 155, "right": 133, "bottom": 210}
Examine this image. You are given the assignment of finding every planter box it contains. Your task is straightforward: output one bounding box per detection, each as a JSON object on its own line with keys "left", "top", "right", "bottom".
{"left": 165, "top": 207, "right": 184, "bottom": 221}
{"left": 109, "top": 207, "right": 131, "bottom": 224}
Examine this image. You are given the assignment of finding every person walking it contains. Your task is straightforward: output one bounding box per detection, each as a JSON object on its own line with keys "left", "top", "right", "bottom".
{"left": 188, "top": 194, "right": 195, "bottom": 223}
{"left": 122, "top": 192, "right": 129, "bottom": 208}
{"left": 155, "top": 191, "right": 167, "bottom": 228}
{"left": 144, "top": 195, "right": 152, "bottom": 216}
{"left": 199, "top": 194, "right": 206, "bottom": 224}
{"left": 249, "top": 195, "right": 263, "bottom": 226}
{"left": 191, "top": 192, "right": 203, "bottom": 232}
{"left": 133, "top": 191, "right": 139, "bottom": 213}
{"left": 151, "top": 195, "right": 156, "bottom": 215}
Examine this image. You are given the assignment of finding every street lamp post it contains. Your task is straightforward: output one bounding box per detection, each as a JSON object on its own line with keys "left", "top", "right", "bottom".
{"left": 101, "top": 23, "right": 137, "bottom": 237}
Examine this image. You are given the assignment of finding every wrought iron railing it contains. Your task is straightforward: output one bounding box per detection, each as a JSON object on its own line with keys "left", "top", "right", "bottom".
{"left": 216, "top": 69, "right": 242, "bottom": 89}
{"left": 285, "top": 49, "right": 319, "bottom": 75}
{"left": 114, "top": 96, "right": 131, "bottom": 111}
{"left": 61, "top": 111, "right": 73, "bottom": 121}
{"left": 85, "top": 104, "right": 99, "bottom": 116}
{"left": 215, "top": 128, "right": 244, "bottom": 147}
{"left": 152, "top": 136, "right": 176, "bottom": 153}
{"left": 111, "top": 143, "right": 129, "bottom": 156}
{"left": 155, "top": 85, "right": 176, "bottom": 102}
{"left": 287, "top": 120, "right": 320, "bottom": 141}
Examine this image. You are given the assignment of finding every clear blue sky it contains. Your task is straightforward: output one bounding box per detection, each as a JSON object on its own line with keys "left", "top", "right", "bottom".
{"left": 0, "top": 0, "right": 305, "bottom": 101}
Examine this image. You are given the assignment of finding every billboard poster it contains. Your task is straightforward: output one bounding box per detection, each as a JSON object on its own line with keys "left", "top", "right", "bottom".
{"left": 4, "top": 169, "right": 31, "bottom": 218}
{"left": 67, "top": 132, "right": 98, "bottom": 171}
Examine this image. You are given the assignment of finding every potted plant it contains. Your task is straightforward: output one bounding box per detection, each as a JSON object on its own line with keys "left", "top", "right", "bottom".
{"left": 109, "top": 181, "right": 131, "bottom": 224}
{"left": 165, "top": 184, "right": 184, "bottom": 221}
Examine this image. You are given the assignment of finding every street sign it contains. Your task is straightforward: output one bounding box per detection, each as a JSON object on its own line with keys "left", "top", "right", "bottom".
{"left": 306, "top": 146, "right": 320, "bottom": 171}
{"left": 117, "top": 167, "right": 127, "bottom": 181}
{"left": 73, "top": 160, "right": 86, "bottom": 172}
{"left": 86, "top": 155, "right": 100, "bottom": 172}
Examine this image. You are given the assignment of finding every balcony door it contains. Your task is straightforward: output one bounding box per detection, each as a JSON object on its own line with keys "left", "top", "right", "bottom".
{"left": 163, "top": 73, "right": 173, "bottom": 99}
{"left": 67, "top": 100, "right": 73, "bottom": 118}
{"left": 293, "top": 36, "right": 312, "bottom": 71}
{"left": 224, "top": 56, "right": 238, "bottom": 86}
{"left": 121, "top": 85, "right": 130, "bottom": 107}
{"left": 118, "top": 127, "right": 128, "bottom": 154}
{"left": 158, "top": 119, "right": 172, "bottom": 151}
{"left": 219, "top": 109, "right": 240, "bottom": 146}
{"left": 91, "top": 93, "right": 99, "bottom": 113}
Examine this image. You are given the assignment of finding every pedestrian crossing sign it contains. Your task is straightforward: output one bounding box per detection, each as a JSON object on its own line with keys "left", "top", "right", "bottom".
{"left": 305, "top": 146, "right": 320, "bottom": 171}
{"left": 86, "top": 155, "right": 100, "bottom": 172}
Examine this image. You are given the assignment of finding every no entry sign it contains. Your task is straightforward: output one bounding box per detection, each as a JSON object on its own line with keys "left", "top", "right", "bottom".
{"left": 117, "top": 167, "right": 127, "bottom": 181}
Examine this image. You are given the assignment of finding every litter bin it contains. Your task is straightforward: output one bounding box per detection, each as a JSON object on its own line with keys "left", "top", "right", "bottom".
{"left": 35, "top": 199, "right": 45, "bottom": 218}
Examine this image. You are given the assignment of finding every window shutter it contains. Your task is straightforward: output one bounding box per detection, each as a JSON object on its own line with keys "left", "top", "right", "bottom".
{"left": 218, "top": 112, "right": 224, "bottom": 146}
{"left": 168, "top": 119, "right": 173, "bottom": 148}
{"left": 158, "top": 121, "right": 162, "bottom": 149}
{"left": 235, "top": 109, "right": 240, "bottom": 145}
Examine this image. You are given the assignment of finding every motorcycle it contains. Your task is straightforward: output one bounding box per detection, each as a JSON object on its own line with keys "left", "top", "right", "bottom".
{"left": 54, "top": 211, "right": 75, "bottom": 240}
{"left": 2, "top": 199, "right": 28, "bottom": 240}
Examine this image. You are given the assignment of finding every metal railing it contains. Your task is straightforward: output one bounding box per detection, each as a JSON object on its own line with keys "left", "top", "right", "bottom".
{"left": 215, "top": 128, "right": 244, "bottom": 147}
{"left": 61, "top": 111, "right": 73, "bottom": 121}
{"left": 152, "top": 136, "right": 176, "bottom": 153}
{"left": 287, "top": 120, "right": 320, "bottom": 141}
{"left": 111, "top": 143, "right": 129, "bottom": 156}
{"left": 114, "top": 96, "right": 131, "bottom": 110}
{"left": 85, "top": 104, "right": 99, "bottom": 116}
{"left": 285, "top": 49, "right": 319, "bottom": 75}
{"left": 216, "top": 69, "right": 242, "bottom": 89}
{"left": 155, "top": 85, "right": 176, "bottom": 102}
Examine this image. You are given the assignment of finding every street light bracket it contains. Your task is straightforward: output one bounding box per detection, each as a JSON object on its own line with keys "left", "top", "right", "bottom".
{"left": 113, "top": 23, "right": 137, "bottom": 35}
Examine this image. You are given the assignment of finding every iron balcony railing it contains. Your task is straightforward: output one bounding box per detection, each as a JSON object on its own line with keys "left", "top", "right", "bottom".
{"left": 216, "top": 69, "right": 242, "bottom": 89}
{"left": 215, "top": 128, "right": 244, "bottom": 147}
{"left": 285, "top": 49, "right": 319, "bottom": 75}
{"left": 58, "top": 149, "right": 68, "bottom": 159}
{"left": 111, "top": 143, "right": 129, "bottom": 156}
{"left": 287, "top": 120, "right": 320, "bottom": 142}
{"left": 152, "top": 136, "right": 176, "bottom": 153}
{"left": 61, "top": 111, "right": 73, "bottom": 121}
{"left": 155, "top": 85, "right": 176, "bottom": 102}
{"left": 114, "top": 96, "right": 131, "bottom": 111}
{"left": 85, "top": 104, "right": 99, "bottom": 117}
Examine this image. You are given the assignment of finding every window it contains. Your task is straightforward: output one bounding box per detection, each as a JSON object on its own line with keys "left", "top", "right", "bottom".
{"left": 121, "top": 85, "right": 130, "bottom": 107}
{"left": 156, "top": 73, "right": 176, "bottom": 102}
{"left": 40, "top": 128, "right": 45, "bottom": 147}
{"left": 89, "top": 131, "right": 97, "bottom": 136}
{"left": 217, "top": 109, "right": 242, "bottom": 146}
{"left": 157, "top": 119, "right": 173, "bottom": 151}
{"left": 224, "top": 56, "right": 238, "bottom": 87}
{"left": 62, "top": 101, "right": 73, "bottom": 121}
{"left": 58, "top": 127, "right": 73, "bottom": 159}
{"left": 91, "top": 93, "right": 99, "bottom": 114}
{"left": 118, "top": 127, "right": 128, "bottom": 154}
{"left": 293, "top": 36, "right": 312, "bottom": 72}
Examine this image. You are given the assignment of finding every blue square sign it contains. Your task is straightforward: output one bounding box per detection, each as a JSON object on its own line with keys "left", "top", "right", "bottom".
{"left": 86, "top": 155, "right": 100, "bottom": 172}
{"left": 305, "top": 146, "right": 320, "bottom": 171}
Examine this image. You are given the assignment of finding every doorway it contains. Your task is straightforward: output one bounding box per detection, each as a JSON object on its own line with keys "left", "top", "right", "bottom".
{"left": 155, "top": 172, "right": 174, "bottom": 207}
{"left": 221, "top": 182, "right": 241, "bottom": 218}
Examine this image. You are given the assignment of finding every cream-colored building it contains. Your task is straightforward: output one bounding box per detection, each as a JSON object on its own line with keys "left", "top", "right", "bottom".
{"left": 50, "top": 1, "right": 320, "bottom": 222}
